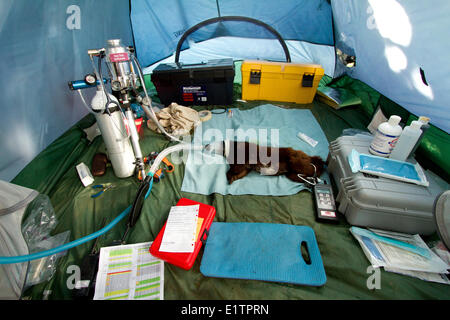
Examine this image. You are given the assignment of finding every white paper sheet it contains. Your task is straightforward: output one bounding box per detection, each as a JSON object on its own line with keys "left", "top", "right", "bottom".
{"left": 159, "top": 205, "right": 199, "bottom": 253}
{"left": 367, "top": 107, "right": 388, "bottom": 134}
{"left": 350, "top": 227, "right": 449, "bottom": 275}
{"left": 93, "top": 242, "right": 164, "bottom": 300}
{"left": 384, "top": 266, "right": 450, "bottom": 285}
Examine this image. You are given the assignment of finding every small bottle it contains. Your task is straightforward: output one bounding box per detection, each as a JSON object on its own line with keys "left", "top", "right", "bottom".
{"left": 390, "top": 120, "right": 423, "bottom": 161}
{"left": 407, "top": 116, "right": 430, "bottom": 158}
{"left": 369, "top": 115, "right": 403, "bottom": 157}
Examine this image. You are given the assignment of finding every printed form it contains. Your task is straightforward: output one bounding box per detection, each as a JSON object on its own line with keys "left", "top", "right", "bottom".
{"left": 159, "top": 204, "right": 199, "bottom": 253}
{"left": 94, "top": 242, "right": 164, "bottom": 300}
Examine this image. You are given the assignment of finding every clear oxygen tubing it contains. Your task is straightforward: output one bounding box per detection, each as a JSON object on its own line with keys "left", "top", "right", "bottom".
{"left": 130, "top": 53, "right": 183, "bottom": 143}
{"left": 148, "top": 143, "right": 204, "bottom": 176}
{"left": 131, "top": 53, "right": 208, "bottom": 176}
{"left": 77, "top": 89, "right": 96, "bottom": 115}
{"left": 89, "top": 54, "right": 108, "bottom": 100}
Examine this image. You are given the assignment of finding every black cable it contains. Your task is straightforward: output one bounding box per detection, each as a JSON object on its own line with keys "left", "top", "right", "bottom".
{"left": 215, "top": 0, "right": 221, "bottom": 17}
{"left": 174, "top": 16, "right": 291, "bottom": 63}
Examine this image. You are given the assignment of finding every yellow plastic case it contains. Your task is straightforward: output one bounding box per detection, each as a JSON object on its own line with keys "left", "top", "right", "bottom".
{"left": 241, "top": 60, "right": 324, "bottom": 104}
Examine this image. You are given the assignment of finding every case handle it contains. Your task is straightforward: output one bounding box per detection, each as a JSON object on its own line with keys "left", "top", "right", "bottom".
{"left": 300, "top": 241, "right": 312, "bottom": 265}
{"left": 174, "top": 16, "right": 291, "bottom": 63}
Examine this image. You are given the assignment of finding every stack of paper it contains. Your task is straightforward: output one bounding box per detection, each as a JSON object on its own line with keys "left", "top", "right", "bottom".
{"left": 350, "top": 227, "right": 450, "bottom": 285}
{"left": 159, "top": 205, "right": 199, "bottom": 253}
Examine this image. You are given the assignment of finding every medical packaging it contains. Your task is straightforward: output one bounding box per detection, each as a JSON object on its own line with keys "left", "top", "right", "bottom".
{"left": 348, "top": 149, "right": 429, "bottom": 187}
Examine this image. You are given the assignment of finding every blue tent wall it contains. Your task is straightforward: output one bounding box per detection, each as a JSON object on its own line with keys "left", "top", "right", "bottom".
{"left": 142, "top": 37, "right": 336, "bottom": 78}
{"left": 0, "top": 0, "right": 133, "bottom": 181}
{"left": 2, "top": 0, "right": 449, "bottom": 181}
{"left": 131, "top": 0, "right": 334, "bottom": 68}
{"left": 332, "top": 0, "right": 450, "bottom": 133}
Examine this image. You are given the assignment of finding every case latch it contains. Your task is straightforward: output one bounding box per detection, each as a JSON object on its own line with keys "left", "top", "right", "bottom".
{"left": 250, "top": 70, "right": 261, "bottom": 84}
{"left": 200, "top": 228, "right": 209, "bottom": 246}
{"left": 302, "top": 73, "right": 315, "bottom": 87}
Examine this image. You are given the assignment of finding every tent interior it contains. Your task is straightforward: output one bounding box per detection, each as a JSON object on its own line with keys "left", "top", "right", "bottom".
{"left": 1, "top": 0, "right": 449, "bottom": 300}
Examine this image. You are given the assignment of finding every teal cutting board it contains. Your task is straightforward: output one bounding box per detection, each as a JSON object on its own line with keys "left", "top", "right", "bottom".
{"left": 200, "top": 222, "right": 327, "bottom": 286}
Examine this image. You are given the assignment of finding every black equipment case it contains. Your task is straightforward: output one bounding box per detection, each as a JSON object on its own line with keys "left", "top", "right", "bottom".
{"left": 151, "top": 59, "right": 235, "bottom": 106}
{"left": 150, "top": 16, "right": 293, "bottom": 106}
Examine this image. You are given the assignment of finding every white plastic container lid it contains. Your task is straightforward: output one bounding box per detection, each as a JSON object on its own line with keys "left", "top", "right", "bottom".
{"left": 410, "top": 120, "right": 423, "bottom": 130}
{"left": 388, "top": 115, "right": 401, "bottom": 126}
{"left": 418, "top": 116, "right": 430, "bottom": 124}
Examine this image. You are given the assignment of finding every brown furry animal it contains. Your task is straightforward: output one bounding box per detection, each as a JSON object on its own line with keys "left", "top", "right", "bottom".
{"left": 225, "top": 141, "right": 325, "bottom": 184}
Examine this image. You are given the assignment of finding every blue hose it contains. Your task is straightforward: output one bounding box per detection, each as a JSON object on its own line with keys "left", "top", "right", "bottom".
{"left": 0, "top": 176, "right": 154, "bottom": 265}
{"left": 0, "top": 206, "right": 131, "bottom": 265}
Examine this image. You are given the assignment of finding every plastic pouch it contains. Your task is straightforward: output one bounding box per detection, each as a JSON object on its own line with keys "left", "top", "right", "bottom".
{"left": 21, "top": 194, "right": 70, "bottom": 290}
{"left": 348, "top": 149, "right": 429, "bottom": 186}
{"left": 21, "top": 195, "right": 57, "bottom": 244}
{"left": 23, "top": 230, "right": 71, "bottom": 289}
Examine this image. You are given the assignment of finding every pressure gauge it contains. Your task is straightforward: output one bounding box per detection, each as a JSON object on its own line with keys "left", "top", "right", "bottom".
{"left": 111, "top": 80, "right": 122, "bottom": 91}
{"left": 84, "top": 73, "right": 97, "bottom": 85}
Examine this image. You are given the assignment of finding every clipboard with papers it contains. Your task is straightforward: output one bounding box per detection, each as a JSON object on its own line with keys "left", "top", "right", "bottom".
{"left": 149, "top": 198, "right": 216, "bottom": 270}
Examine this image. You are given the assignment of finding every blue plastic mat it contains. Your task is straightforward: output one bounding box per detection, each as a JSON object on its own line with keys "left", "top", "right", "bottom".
{"left": 200, "top": 222, "right": 327, "bottom": 286}
{"left": 181, "top": 104, "right": 329, "bottom": 196}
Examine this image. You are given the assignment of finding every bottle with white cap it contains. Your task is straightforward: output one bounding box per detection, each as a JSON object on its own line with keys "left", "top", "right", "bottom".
{"left": 407, "top": 116, "right": 430, "bottom": 158}
{"left": 390, "top": 120, "right": 423, "bottom": 161}
{"left": 369, "top": 115, "right": 403, "bottom": 157}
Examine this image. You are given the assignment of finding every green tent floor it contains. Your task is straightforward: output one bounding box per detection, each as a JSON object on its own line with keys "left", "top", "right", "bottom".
{"left": 12, "top": 81, "right": 450, "bottom": 300}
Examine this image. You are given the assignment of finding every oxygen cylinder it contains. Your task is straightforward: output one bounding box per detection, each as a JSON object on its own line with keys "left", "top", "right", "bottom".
{"left": 91, "top": 89, "right": 136, "bottom": 178}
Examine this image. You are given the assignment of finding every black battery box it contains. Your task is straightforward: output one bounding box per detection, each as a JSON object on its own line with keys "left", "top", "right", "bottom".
{"left": 151, "top": 58, "right": 235, "bottom": 106}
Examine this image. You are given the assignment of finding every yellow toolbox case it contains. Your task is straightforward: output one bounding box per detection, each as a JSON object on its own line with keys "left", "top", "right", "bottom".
{"left": 241, "top": 60, "right": 324, "bottom": 104}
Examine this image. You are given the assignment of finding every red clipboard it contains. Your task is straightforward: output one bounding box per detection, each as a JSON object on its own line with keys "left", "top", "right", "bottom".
{"left": 149, "top": 198, "right": 216, "bottom": 270}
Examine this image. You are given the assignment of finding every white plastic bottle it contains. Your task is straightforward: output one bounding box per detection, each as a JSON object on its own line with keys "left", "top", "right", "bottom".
{"left": 390, "top": 120, "right": 423, "bottom": 161}
{"left": 369, "top": 115, "right": 402, "bottom": 157}
{"left": 408, "top": 116, "right": 430, "bottom": 158}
